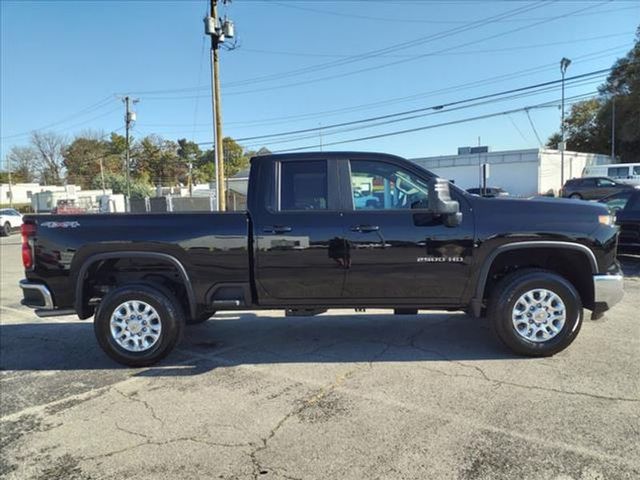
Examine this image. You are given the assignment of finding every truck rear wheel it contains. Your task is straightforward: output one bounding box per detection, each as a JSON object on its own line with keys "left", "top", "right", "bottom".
{"left": 487, "top": 269, "right": 583, "bottom": 357}
{"left": 94, "top": 284, "right": 185, "bottom": 367}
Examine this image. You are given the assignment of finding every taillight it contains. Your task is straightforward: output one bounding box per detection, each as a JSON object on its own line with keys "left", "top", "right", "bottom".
{"left": 21, "top": 223, "right": 36, "bottom": 269}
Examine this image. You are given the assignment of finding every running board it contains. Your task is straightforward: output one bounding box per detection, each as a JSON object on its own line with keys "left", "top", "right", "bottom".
{"left": 35, "top": 308, "right": 76, "bottom": 318}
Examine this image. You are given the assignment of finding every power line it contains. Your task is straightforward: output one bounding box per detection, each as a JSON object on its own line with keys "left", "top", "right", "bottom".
{"left": 271, "top": 1, "right": 636, "bottom": 25}
{"left": 238, "top": 86, "right": 601, "bottom": 149}
{"left": 236, "top": 31, "right": 633, "bottom": 59}
{"left": 268, "top": 93, "right": 598, "bottom": 153}
{"left": 1, "top": 95, "right": 116, "bottom": 140}
{"left": 230, "top": 69, "right": 608, "bottom": 143}
{"left": 128, "top": 1, "right": 546, "bottom": 96}
{"left": 220, "top": 0, "right": 610, "bottom": 96}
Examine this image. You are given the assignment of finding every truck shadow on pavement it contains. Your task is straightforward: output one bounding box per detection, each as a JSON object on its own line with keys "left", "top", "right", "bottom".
{"left": 0, "top": 312, "right": 520, "bottom": 374}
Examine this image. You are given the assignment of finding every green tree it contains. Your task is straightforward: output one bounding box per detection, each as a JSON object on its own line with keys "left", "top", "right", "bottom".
{"left": 133, "top": 135, "right": 186, "bottom": 186}
{"left": 547, "top": 27, "right": 640, "bottom": 161}
{"left": 91, "top": 172, "right": 152, "bottom": 199}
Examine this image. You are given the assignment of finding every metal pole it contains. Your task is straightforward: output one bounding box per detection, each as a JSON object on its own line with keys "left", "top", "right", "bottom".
{"left": 611, "top": 95, "right": 616, "bottom": 161}
{"left": 209, "top": 47, "right": 219, "bottom": 210}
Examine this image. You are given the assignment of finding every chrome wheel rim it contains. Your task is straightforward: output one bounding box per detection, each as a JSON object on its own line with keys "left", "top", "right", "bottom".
{"left": 110, "top": 301, "right": 162, "bottom": 352}
{"left": 512, "top": 288, "right": 566, "bottom": 343}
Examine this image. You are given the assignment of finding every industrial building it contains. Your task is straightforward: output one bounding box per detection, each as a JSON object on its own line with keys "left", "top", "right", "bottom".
{"left": 411, "top": 148, "right": 612, "bottom": 197}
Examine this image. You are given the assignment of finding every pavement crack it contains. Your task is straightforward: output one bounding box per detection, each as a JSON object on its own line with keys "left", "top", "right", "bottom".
{"left": 114, "top": 422, "right": 150, "bottom": 441}
{"left": 249, "top": 367, "right": 359, "bottom": 479}
{"left": 113, "top": 388, "right": 165, "bottom": 427}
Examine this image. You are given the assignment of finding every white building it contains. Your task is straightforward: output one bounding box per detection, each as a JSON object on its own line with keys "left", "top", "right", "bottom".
{"left": 411, "top": 148, "right": 612, "bottom": 197}
{"left": 0, "top": 183, "right": 70, "bottom": 205}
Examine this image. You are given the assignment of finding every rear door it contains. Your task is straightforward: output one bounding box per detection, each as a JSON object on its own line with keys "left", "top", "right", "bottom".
{"left": 617, "top": 192, "right": 640, "bottom": 249}
{"left": 339, "top": 158, "right": 475, "bottom": 304}
{"left": 251, "top": 157, "right": 348, "bottom": 303}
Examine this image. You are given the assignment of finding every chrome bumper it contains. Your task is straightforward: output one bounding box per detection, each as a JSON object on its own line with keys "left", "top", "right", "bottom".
{"left": 19, "top": 279, "right": 54, "bottom": 309}
{"left": 593, "top": 274, "right": 624, "bottom": 310}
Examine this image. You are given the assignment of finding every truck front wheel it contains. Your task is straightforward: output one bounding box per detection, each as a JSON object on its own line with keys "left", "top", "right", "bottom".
{"left": 487, "top": 269, "right": 583, "bottom": 357}
{"left": 94, "top": 284, "right": 185, "bottom": 367}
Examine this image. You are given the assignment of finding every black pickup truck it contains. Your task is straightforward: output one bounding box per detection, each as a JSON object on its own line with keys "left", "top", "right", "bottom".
{"left": 19, "top": 152, "right": 624, "bottom": 366}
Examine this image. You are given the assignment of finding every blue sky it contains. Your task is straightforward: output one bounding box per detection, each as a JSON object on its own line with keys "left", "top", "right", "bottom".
{"left": 1, "top": 0, "right": 639, "bottom": 164}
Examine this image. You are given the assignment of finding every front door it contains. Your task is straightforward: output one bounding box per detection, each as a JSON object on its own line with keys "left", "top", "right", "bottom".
{"left": 340, "top": 158, "right": 475, "bottom": 304}
{"left": 252, "top": 158, "right": 348, "bottom": 303}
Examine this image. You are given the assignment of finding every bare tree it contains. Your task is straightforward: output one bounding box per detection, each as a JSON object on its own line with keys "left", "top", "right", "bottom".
{"left": 5, "top": 146, "right": 39, "bottom": 183}
{"left": 30, "top": 131, "right": 67, "bottom": 184}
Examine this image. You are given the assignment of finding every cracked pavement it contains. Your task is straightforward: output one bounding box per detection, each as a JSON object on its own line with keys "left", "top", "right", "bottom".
{"left": 1, "top": 236, "right": 639, "bottom": 479}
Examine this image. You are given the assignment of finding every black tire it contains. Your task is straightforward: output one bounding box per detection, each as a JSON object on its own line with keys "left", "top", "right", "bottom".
{"left": 569, "top": 193, "right": 582, "bottom": 200}
{"left": 487, "top": 269, "right": 583, "bottom": 357}
{"left": 186, "top": 311, "right": 215, "bottom": 325}
{"left": 94, "top": 283, "right": 185, "bottom": 367}
{"left": 1, "top": 222, "right": 10, "bottom": 237}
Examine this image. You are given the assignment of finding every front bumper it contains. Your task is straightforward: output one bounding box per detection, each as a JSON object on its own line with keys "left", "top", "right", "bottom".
{"left": 19, "top": 280, "right": 75, "bottom": 317}
{"left": 593, "top": 274, "right": 624, "bottom": 311}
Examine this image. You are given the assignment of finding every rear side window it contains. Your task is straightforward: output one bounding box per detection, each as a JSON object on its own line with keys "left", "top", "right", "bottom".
{"left": 608, "top": 166, "right": 629, "bottom": 178}
{"left": 581, "top": 178, "right": 596, "bottom": 187}
{"left": 280, "top": 160, "right": 328, "bottom": 211}
{"left": 633, "top": 166, "right": 640, "bottom": 175}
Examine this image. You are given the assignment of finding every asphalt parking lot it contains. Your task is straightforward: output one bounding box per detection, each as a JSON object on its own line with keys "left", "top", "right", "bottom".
{"left": 1, "top": 234, "right": 639, "bottom": 480}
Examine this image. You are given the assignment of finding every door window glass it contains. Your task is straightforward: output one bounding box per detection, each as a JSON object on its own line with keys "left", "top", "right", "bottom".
{"left": 597, "top": 178, "right": 616, "bottom": 187}
{"left": 280, "top": 160, "right": 328, "bottom": 211}
{"left": 581, "top": 178, "right": 596, "bottom": 187}
{"left": 350, "top": 160, "right": 430, "bottom": 210}
{"left": 633, "top": 166, "right": 640, "bottom": 175}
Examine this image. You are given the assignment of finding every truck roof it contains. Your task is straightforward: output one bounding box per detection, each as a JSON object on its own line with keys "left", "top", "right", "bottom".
{"left": 250, "top": 151, "right": 408, "bottom": 162}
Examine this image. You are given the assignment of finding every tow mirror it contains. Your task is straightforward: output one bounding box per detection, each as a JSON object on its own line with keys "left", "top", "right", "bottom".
{"left": 427, "top": 177, "right": 462, "bottom": 227}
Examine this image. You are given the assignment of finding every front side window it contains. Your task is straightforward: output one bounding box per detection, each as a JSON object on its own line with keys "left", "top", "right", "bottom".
{"left": 603, "top": 192, "right": 632, "bottom": 212}
{"left": 280, "top": 160, "right": 328, "bottom": 211}
{"left": 350, "top": 160, "right": 430, "bottom": 210}
{"left": 633, "top": 166, "right": 640, "bottom": 176}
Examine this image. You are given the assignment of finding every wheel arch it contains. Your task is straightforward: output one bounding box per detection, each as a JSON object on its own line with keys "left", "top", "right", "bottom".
{"left": 73, "top": 251, "right": 197, "bottom": 320}
{"left": 471, "top": 241, "right": 598, "bottom": 317}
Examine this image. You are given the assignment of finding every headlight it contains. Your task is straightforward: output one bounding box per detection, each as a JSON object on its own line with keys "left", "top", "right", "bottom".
{"left": 598, "top": 214, "right": 614, "bottom": 226}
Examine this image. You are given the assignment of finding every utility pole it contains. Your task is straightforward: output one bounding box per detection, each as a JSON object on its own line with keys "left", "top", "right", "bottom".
{"left": 7, "top": 157, "right": 13, "bottom": 208}
{"left": 99, "top": 156, "right": 106, "bottom": 195}
{"left": 611, "top": 79, "right": 619, "bottom": 162}
{"left": 122, "top": 95, "right": 138, "bottom": 210}
{"left": 559, "top": 57, "right": 571, "bottom": 189}
{"left": 205, "top": 0, "right": 234, "bottom": 211}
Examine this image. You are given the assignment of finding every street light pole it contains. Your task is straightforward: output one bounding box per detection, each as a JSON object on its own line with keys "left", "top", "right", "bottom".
{"left": 559, "top": 57, "right": 571, "bottom": 189}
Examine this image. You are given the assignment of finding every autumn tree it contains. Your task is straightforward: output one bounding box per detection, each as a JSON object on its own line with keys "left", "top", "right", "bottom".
{"left": 4, "top": 146, "right": 38, "bottom": 182}
{"left": 30, "top": 131, "right": 67, "bottom": 184}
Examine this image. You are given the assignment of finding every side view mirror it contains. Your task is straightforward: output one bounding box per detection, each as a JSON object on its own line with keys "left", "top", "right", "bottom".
{"left": 427, "top": 177, "right": 462, "bottom": 227}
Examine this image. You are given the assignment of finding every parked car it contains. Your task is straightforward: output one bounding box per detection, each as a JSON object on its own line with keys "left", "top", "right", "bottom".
{"left": 19, "top": 152, "right": 623, "bottom": 366}
{"left": 560, "top": 177, "right": 637, "bottom": 200}
{"left": 0, "top": 208, "right": 23, "bottom": 236}
{"left": 599, "top": 190, "right": 640, "bottom": 254}
{"left": 466, "top": 187, "right": 509, "bottom": 198}
{"left": 583, "top": 163, "right": 640, "bottom": 186}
